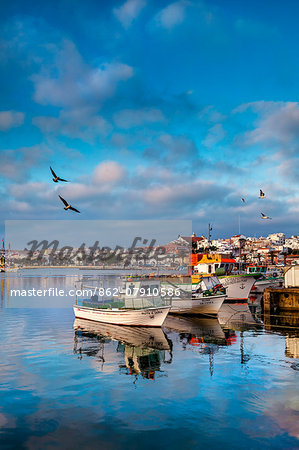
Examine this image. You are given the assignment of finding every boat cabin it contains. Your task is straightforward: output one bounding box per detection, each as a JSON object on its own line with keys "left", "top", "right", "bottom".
{"left": 246, "top": 265, "right": 282, "bottom": 278}
{"left": 246, "top": 265, "right": 267, "bottom": 275}
{"left": 193, "top": 254, "right": 237, "bottom": 276}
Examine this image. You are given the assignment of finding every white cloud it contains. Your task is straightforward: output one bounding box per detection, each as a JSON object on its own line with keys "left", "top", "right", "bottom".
{"left": 8, "top": 182, "right": 49, "bottom": 200}
{"left": 33, "top": 108, "right": 112, "bottom": 142}
{"left": 144, "top": 133, "right": 198, "bottom": 166}
{"left": 32, "top": 40, "right": 133, "bottom": 108}
{"left": 235, "top": 101, "right": 299, "bottom": 149}
{"left": 113, "top": 108, "right": 164, "bottom": 128}
{"left": 0, "top": 110, "right": 24, "bottom": 131}
{"left": 0, "top": 146, "right": 50, "bottom": 182}
{"left": 53, "top": 162, "right": 126, "bottom": 201}
{"left": 203, "top": 123, "right": 226, "bottom": 147}
{"left": 59, "top": 183, "right": 101, "bottom": 200}
{"left": 278, "top": 157, "right": 299, "bottom": 183}
{"left": 143, "top": 179, "right": 226, "bottom": 206}
{"left": 155, "top": 1, "right": 187, "bottom": 30}
{"left": 287, "top": 197, "right": 299, "bottom": 214}
{"left": 92, "top": 161, "right": 126, "bottom": 184}
{"left": 113, "top": 0, "right": 146, "bottom": 29}
{"left": 9, "top": 200, "right": 32, "bottom": 212}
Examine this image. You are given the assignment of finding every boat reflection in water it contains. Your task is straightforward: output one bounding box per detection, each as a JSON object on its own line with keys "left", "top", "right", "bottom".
{"left": 164, "top": 316, "right": 237, "bottom": 347}
{"left": 73, "top": 318, "right": 172, "bottom": 380}
{"left": 218, "top": 302, "right": 263, "bottom": 331}
{"left": 163, "top": 316, "right": 237, "bottom": 376}
{"left": 73, "top": 316, "right": 240, "bottom": 379}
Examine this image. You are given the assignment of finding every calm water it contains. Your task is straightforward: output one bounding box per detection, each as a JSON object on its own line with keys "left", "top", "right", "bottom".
{"left": 0, "top": 270, "right": 298, "bottom": 449}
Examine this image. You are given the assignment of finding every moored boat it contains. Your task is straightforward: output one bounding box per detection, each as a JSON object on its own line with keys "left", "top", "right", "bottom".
{"left": 161, "top": 275, "right": 226, "bottom": 315}
{"left": 73, "top": 303, "right": 171, "bottom": 327}
{"left": 169, "top": 294, "right": 226, "bottom": 315}
{"left": 192, "top": 254, "right": 256, "bottom": 301}
{"left": 246, "top": 264, "right": 283, "bottom": 293}
{"left": 121, "top": 274, "right": 226, "bottom": 316}
{"left": 73, "top": 277, "right": 171, "bottom": 327}
{"left": 217, "top": 274, "right": 256, "bottom": 302}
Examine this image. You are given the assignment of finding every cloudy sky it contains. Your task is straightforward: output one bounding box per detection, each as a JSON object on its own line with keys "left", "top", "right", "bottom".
{"left": 1, "top": 0, "right": 299, "bottom": 239}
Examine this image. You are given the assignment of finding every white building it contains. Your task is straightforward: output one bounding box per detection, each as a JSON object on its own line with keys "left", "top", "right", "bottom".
{"left": 285, "top": 236, "right": 299, "bottom": 251}
{"left": 268, "top": 233, "right": 285, "bottom": 246}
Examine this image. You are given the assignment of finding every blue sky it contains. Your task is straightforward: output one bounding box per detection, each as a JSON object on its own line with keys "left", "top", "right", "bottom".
{"left": 0, "top": 0, "right": 299, "bottom": 239}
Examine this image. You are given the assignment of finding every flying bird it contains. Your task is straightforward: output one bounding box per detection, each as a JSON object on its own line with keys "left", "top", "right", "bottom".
{"left": 50, "top": 167, "right": 68, "bottom": 183}
{"left": 241, "top": 198, "right": 245, "bottom": 203}
{"left": 59, "top": 195, "right": 80, "bottom": 213}
{"left": 261, "top": 212, "right": 272, "bottom": 220}
{"left": 259, "top": 189, "right": 265, "bottom": 198}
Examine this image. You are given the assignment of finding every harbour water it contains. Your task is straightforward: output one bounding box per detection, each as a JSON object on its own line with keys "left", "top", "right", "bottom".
{"left": 0, "top": 270, "right": 298, "bottom": 449}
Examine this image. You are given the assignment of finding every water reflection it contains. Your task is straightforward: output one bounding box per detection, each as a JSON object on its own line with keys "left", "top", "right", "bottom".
{"left": 0, "top": 271, "right": 298, "bottom": 448}
{"left": 73, "top": 319, "right": 172, "bottom": 381}
{"left": 164, "top": 315, "right": 228, "bottom": 344}
{"left": 263, "top": 310, "right": 299, "bottom": 370}
{"left": 73, "top": 316, "right": 240, "bottom": 379}
{"left": 218, "top": 303, "right": 263, "bottom": 331}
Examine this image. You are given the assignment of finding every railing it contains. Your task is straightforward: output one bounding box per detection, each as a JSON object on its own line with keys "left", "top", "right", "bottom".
{"left": 75, "top": 279, "right": 171, "bottom": 310}
{"left": 78, "top": 296, "right": 171, "bottom": 310}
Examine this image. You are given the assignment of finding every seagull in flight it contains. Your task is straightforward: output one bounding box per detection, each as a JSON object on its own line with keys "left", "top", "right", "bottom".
{"left": 259, "top": 189, "right": 265, "bottom": 198}
{"left": 261, "top": 212, "right": 272, "bottom": 220}
{"left": 241, "top": 198, "right": 245, "bottom": 203}
{"left": 50, "top": 167, "right": 68, "bottom": 183}
{"left": 59, "top": 195, "right": 80, "bottom": 213}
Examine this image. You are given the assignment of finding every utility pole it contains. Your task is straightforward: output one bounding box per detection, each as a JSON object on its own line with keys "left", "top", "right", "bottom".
{"left": 208, "top": 224, "right": 212, "bottom": 245}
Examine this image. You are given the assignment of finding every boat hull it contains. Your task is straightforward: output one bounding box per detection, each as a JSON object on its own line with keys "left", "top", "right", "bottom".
{"left": 219, "top": 275, "right": 256, "bottom": 301}
{"left": 170, "top": 294, "right": 226, "bottom": 315}
{"left": 73, "top": 305, "right": 171, "bottom": 327}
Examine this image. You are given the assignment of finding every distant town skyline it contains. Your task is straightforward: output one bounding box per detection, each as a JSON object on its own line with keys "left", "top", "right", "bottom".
{"left": 0, "top": 0, "right": 298, "bottom": 237}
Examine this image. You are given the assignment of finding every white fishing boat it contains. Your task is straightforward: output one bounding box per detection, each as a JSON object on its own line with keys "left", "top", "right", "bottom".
{"left": 123, "top": 275, "right": 226, "bottom": 316}
{"left": 170, "top": 293, "right": 226, "bottom": 315}
{"left": 218, "top": 274, "right": 256, "bottom": 301}
{"left": 192, "top": 254, "right": 256, "bottom": 301}
{"left": 73, "top": 303, "right": 170, "bottom": 327}
{"left": 161, "top": 275, "right": 226, "bottom": 315}
{"left": 73, "top": 278, "right": 171, "bottom": 327}
{"left": 246, "top": 264, "right": 283, "bottom": 293}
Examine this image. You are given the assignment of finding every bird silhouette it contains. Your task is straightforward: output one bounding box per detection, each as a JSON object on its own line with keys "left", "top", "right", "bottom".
{"left": 59, "top": 195, "right": 80, "bottom": 213}
{"left": 50, "top": 167, "right": 68, "bottom": 183}
{"left": 259, "top": 189, "right": 265, "bottom": 198}
{"left": 241, "top": 198, "right": 245, "bottom": 203}
{"left": 261, "top": 212, "right": 271, "bottom": 220}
